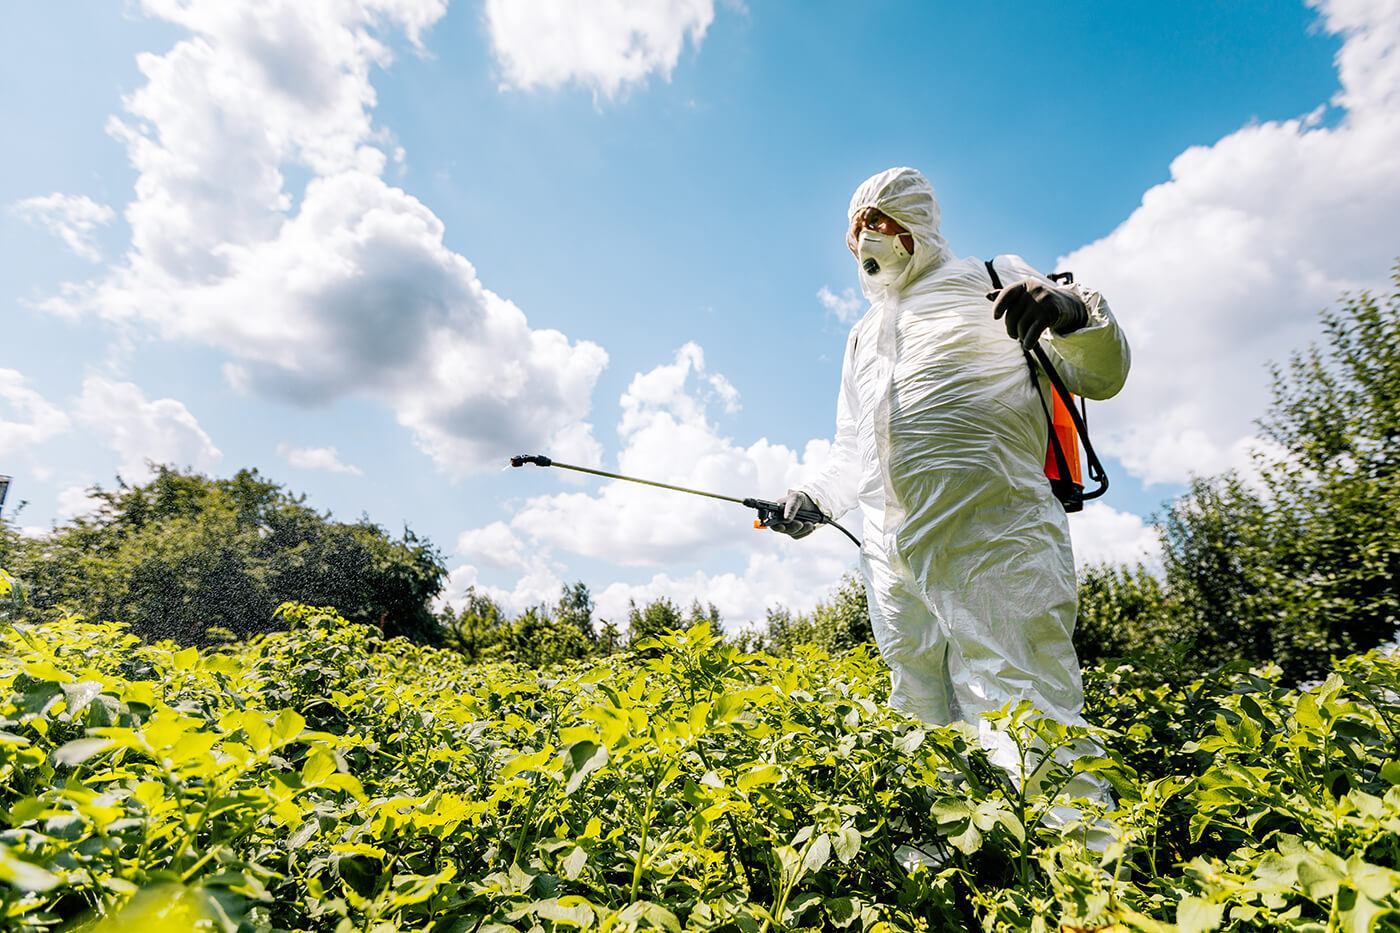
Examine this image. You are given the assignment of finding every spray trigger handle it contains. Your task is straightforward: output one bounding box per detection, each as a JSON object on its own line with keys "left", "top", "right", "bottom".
{"left": 743, "top": 497, "right": 825, "bottom": 530}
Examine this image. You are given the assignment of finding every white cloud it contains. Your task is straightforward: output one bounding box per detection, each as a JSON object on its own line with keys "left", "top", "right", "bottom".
{"left": 0, "top": 370, "right": 71, "bottom": 452}
{"left": 456, "top": 521, "right": 532, "bottom": 573}
{"left": 484, "top": 0, "right": 716, "bottom": 99}
{"left": 56, "top": 484, "right": 99, "bottom": 521}
{"left": 817, "top": 285, "right": 864, "bottom": 325}
{"left": 74, "top": 377, "right": 222, "bottom": 480}
{"left": 44, "top": 0, "right": 606, "bottom": 476}
{"left": 452, "top": 344, "right": 861, "bottom": 625}
{"left": 440, "top": 559, "right": 565, "bottom": 616}
{"left": 1057, "top": 0, "right": 1400, "bottom": 487}
{"left": 10, "top": 194, "right": 116, "bottom": 262}
{"left": 276, "top": 443, "right": 362, "bottom": 475}
{"left": 1067, "top": 503, "right": 1162, "bottom": 570}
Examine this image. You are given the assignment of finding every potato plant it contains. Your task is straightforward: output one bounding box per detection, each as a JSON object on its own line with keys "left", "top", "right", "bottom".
{"left": 0, "top": 570, "right": 1397, "bottom": 932}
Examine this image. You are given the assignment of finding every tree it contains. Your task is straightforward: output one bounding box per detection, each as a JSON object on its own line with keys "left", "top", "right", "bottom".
{"left": 626, "top": 597, "right": 684, "bottom": 648}
{"left": 3, "top": 466, "right": 447, "bottom": 646}
{"left": 685, "top": 599, "right": 724, "bottom": 639}
{"left": 1249, "top": 269, "right": 1400, "bottom": 676}
{"left": 742, "top": 573, "right": 874, "bottom": 657}
{"left": 556, "top": 582, "right": 596, "bottom": 643}
{"left": 1074, "top": 562, "right": 1179, "bottom": 672}
{"left": 441, "top": 587, "right": 508, "bottom": 661}
{"left": 1124, "top": 265, "right": 1400, "bottom": 682}
{"left": 497, "top": 606, "right": 594, "bottom": 667}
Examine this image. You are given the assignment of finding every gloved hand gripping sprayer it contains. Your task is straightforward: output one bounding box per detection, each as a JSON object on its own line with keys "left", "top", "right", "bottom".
{"left": 509, "top": 455, "right": 861, "bottom": 547}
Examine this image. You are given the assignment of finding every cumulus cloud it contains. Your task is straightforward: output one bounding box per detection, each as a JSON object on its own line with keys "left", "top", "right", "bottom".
{"left": 44, "top": 0, "right": 606, "bottom": 476}
{"left": 449, "top": 344, "right": 860, "bottom": 625}
{"left": 1066, "top": 503, "right": 1162, "bottom": 569}
{"left": 74, "top": 377, "right": 222, "bottom": 480}
{"left": 817, "top": 285, "right": 864, "bottom": 325}
{"left": 0, "top": 370, "right": 71, "bottom": 451}
{"left": 276, "top": 443, "right": 362, "bottom": 475}
{"left": 10, "top": 194, "right": 116, "bottom": 262}
{"left": 1058, "top": 0, "right": 1400, "bottom": 487}
{"left": 56, "top": 485, "right": 100, "bottom": 521}
{"left": 484, "top": 0, "right": 715, "bottom": 99}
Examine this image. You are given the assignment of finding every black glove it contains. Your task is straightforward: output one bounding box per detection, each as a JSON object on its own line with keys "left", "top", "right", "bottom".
{"left": 987, "top": 278, "right": 1089, "bottom": 350}
{"left": 768, "top": 490, "right": 819, "bottom": 539}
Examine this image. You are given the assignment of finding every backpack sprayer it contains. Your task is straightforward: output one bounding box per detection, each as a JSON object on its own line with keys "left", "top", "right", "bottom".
{"left": 985, "top": 259, "right": 1110, "bottom": 512}
{"left": 508, "top": 455, "right": 862, "bottom": 547}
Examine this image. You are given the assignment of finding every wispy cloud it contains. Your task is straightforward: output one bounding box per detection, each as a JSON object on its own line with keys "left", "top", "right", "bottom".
{"left": 484, "top": 0, "right": 716, "bottom": 99}
{"left": 276, "top": 443, "right": 362, "bottom": 475}
{"left": 11, "top": 194, "right": 115, "bottom": 262}
{"left": 817, "top": 285, "right": 864, "bottom": 324}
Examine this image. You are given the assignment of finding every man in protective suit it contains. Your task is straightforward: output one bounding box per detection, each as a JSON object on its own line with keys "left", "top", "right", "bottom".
{"left": 770, "top": 167, "right": 1130, "bottom": 833}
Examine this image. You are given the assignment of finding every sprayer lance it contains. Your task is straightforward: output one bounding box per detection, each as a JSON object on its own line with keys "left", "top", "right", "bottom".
{"left": 509, "top": 454, "right": 857, "bottom": 546}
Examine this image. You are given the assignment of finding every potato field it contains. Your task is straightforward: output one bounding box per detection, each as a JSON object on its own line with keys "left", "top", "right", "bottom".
{"left": 1, "top": 576, "right": 1398, "bottom": 932}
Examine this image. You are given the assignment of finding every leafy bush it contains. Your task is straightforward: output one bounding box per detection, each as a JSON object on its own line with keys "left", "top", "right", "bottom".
{"left": 0, "top": 466, "right": 446, "bottom": 646}
{"left": 737, "top": 573, "right": 873, "bottom": 658}
{"left": 1, "top": 581, "right": 1398, "bottom": 932}
{"left": 1076, "top": 267, "right": 1400, "bottom": 683}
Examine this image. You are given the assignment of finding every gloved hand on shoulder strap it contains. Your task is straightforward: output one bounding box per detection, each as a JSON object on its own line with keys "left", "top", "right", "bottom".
{"left": 987, "top": 278, "right": 1089, "bottom": 350}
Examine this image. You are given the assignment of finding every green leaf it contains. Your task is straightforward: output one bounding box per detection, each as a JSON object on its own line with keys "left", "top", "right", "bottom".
{"left": 737, "top": 763, "right": 781, "bottom": 792}
{"left": 948, "top": 823, "right": 982, "bottom": 855}
{"left": 1295, "top": 693, "right": 1323, "bottom": 729}
{"left": 783, "top": 892, "right": 823, "bottom": 925}
{"left": 582, "top": 705, "right": 629, "bottom": 749}
{"left": 614, "top": 901, "right": 680, "bottom": 933}
{"left": 60, "top": 681, "right": 105, "bottom": 716}
{"left": 0, "top": 848, "right": 59, "bottom": 892}
{"left": 270, "top": 708, "right": 306, "bottom": 747}
{"left": 802, "top": 833, "right": 831, "bottom": 875}
{"left": 301, "top": 747, "right": 337, "bottom": 786}
{"left": 52, "top": 737, "right": 114, "bottom": 767}
{"left": 832, "top": 826, "right": 862, "bottom": 864}
{"left": 894, "top": 728, "right": 925, "bottom": 755}
{"left": 561, "top": 846, "right": 588, "bottom": 881}
{"left": 826, "top": 897, "right": 858, "bottom": 929}
{"left": 561, "top": 740, "right": 607, "bottom": 796}
{"left": 1177, "top": 896, "right": 1225, "bottom": 933}
{"left": 1297, "top": 853, "right": 1345, "bottom": 899}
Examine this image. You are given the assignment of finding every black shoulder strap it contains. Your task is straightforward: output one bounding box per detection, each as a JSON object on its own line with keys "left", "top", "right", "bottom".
{"left": 985, "top": 258, "right": 1002, "bottom": 291}
{"left": 986, "top": 256, "right": 1109, "bottom": 507}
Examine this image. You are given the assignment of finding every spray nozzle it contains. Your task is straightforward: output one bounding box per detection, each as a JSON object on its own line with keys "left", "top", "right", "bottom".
{"left": 510, "top": 454, "right": 552, "bottom": 468}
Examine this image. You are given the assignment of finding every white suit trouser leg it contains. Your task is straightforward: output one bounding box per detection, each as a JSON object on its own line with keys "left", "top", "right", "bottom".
{"left": 860, "top": 546, "right": 1118, "bottom": 846}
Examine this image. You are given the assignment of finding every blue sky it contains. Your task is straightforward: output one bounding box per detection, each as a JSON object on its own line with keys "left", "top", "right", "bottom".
{"left": 3, "top": 0, "right": 1396, "bottom": 627}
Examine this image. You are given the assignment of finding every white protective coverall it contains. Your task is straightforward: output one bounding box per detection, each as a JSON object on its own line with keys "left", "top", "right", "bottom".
{"left": 802, "top": 167, "right": 1130, "bottom": 752}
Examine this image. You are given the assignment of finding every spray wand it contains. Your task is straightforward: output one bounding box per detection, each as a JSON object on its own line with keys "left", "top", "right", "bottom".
{"left": 509, "top": 454, "right": 861, "bottom": 547}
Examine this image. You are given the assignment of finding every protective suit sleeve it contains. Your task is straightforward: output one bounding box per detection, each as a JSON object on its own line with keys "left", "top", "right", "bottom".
{"left": 995, "top": 254, "right": 1131, "bottom": 401}
{"left": 799, "top": 327, "right": 862, "bottom": 521}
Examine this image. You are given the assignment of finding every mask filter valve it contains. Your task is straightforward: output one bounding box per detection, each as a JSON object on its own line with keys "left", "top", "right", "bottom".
{"left": 862, "top": 257, "right": 879, "bottom": 275}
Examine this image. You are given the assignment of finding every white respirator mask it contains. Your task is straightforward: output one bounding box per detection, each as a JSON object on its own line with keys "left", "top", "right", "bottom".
{"left": 857, "top": 229, "right": 912, "bottom": 285}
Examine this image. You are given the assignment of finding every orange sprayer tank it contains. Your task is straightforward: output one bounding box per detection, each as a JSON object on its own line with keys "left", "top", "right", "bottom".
{"left": 1044, "top": 387, "right": 1082, "bottom": 488}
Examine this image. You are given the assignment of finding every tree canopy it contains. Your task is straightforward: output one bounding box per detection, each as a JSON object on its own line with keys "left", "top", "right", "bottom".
{"left": 1079, "top": 263, "right": 1400, "bottom": 682}
{"left": 0, "top": 466, "right": 446, "bottom": 645}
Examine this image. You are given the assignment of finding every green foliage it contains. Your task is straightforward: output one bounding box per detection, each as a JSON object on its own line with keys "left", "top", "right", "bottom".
{"left": 740, "top": 573, "right": 873, "bottom": 658}
{"left": 558, "top": 582, "right": 598, "bottom": 644}
{"left": 1, "top": 602, "right": 1398, "bottom": 932}
{"left": 2, "top": 466, "right": 446, "bottom": 646}
{"left": 1074, "top": 563, "right": 1175, "bottom": 671}
{"left": 443, "top": 585, "right": 597, "bottom": 668}
{"left": 626, "top": 597, "right": 685, "bottom": 650}
{"left": 1082, "top": 267, "right": 1400, "bottom": 683}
